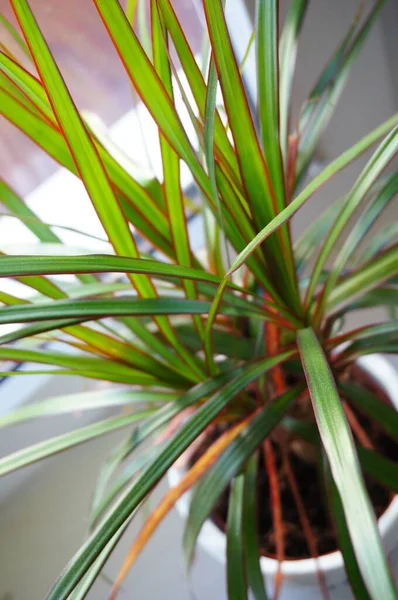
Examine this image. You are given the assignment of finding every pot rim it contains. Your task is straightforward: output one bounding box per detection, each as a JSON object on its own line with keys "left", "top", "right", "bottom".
{"left": 167, "top": 354, "right": 398, "bottom": 578}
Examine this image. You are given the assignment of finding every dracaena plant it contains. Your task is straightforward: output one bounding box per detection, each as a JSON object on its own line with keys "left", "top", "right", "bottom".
{"left": 0, "top": 0, "right": 397, "bottom": 598}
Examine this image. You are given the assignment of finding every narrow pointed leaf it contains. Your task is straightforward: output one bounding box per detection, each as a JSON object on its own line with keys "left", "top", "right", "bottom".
{"left": 331, "top": 287, "right": 397, "bottom": 317}
{"left": 0, "top": 179, "right": 58, "bottom": 243}
{"left": 0, "top": 296, "right": 266, "bottom": 325}
{"left": 183, "top": 385, "right": 300, "bottom": 564}
{"left": 339, "top": 380, "right": 398, "bottom": 441}
{"left": 157, "top": 0, "right": 240, "bottom": 181}
{"left": 279, "top": 0, "right": 309, "bottom": 158}
{"left": 0, "top": 389, "right": 177, "bottom": 428}
{"left": 151, "top": 1, "right": 202, "bottom": 336}
{"left": 90, "top": 446, "right": 162, "bottom": 529}
{"left": 327, "top": 471, "right": 372, "bottom": 600}
{"left": 0, "top": 13, "right": 30, "bottom": 58}
{"left": 309, "top": 127, "right": 398, "bottom": 312}
{"left": 328, "top": 171, "right": 398, "bottom": 275}
{"left": 256, "top": 0, "right": 285, "bottom": 211}
{"left": 243, "top": 456, "right": 268, "bottom": 600}
{"left": 226, "top": 116, "right": 398, "bottom": 275}
{"left": 68, "top": 521, "right": 131, "bottom": 600}
{"left": 294, "top": 195, "right": 345, "bottom": 271}
{"left": 358, "top": 447, "right": 398, "bottom": 493}
{"left": 227, "top": 473, "right": 248, "bottom": 600}
{"left": 45, "top": 353, "right": 293, "bottom": 600}
{"left": 202, "top": 0, "right": 299, "bottom": 311}
{"left": 297, "top": 0, "right": 386, "bottom": 183}
{"left": 9, "top": 2, "right": 200, "bottom": 374}
{"left": 297, "top": 327, "right": 397, "bottom": 600}
{"left": 327, "top": 246, "right": 398, "bottom": 310}
{"left": 356, "top": 222, "right": 398, "bottom": 266}
{"left": 0, "top": 68, "right": 173, "bottom": 256}
{"left": 0, "top": 410, "right": 153, "bottom": 476}
{"left": 10, "top": 0, "right": 140, "bottom": 263}
{"left": 92, "top": 0, "right": 210, "bottom": 198}
{"left": 0, "top": 347, "right": 166, "bottom": 386}
{"left": 111, "top": 418, "right": 248, "bottom": 596}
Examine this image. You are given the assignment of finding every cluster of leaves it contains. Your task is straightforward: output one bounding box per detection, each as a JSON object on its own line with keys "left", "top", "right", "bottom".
{"left": 0, "top": 1, "right": 397, "bottom": 599}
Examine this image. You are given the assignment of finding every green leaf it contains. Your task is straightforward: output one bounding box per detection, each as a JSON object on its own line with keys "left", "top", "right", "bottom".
{"left": 151, "top": 1, "right": 203, "bottom": 337}
{"left": 0, "top": 13, "right": 30, "bottom": 58}
{"left": 339, "top": 380, "right": 398, "bottom": 441}
{"left": 330, "top": 321, "right": 398, "bottom": 346}
{"left": 0, "top": 347, "right": 166, "bottom": 386}
{"left": 294, "top": 195, "right": 345, "bottom": 272}
{"left": 8, "top": 3, "right": 201, "bottom": 376}
{"left": 89, "top": 431, "right": 144, "bottom": 527}
{"left": 331, "top": 287, "right": 397, "bottom": 317}
{"left": 327, "top": 470, "right": 372, "bottom": 600}
{"left": 0, "top": 62, "right": 173, "bottom": 256}
{"left": 0, "top": 50, "right": 168, "bottom": 233}
{"left": 0, "top": 253, "right": 218, "bottom": 283}
{"left": 45, "top": 353, "right": 293, "bottom": 600}
{"left": 0, "top": 179, "right": 57, "bottom": 243}
{"left": 10, "top": 321, "right": 187, "bottom": 386}
{"left": 340, "top": 343, "right": 398, "bottom": 362}
{"left": 68, "top": 521, "right": 131, "bottom": 600}
{"left": 0, "top": 389, "right": 177, "bottom": 428}
{"left": 308, "top": 128, "right": 398, "bottom": 314}
{"left": 296, "top": 1, "right": 386, "bottom": 184}
{"left": 10, "top": 0, "right": 140, "bottom": 264}
{"left": 256, "top": 0, "right": 285, "bottom": 211}
{"left": 204, "top": 50, "right": 229, "bottom": 280}
{"left": 327, "top": 246, "right": 398, "bottom": 311}
{"left": 227, "top": 473, "right": 248, "bottom": 600}
{"left": 0, "top": 319, "right": 78, "bottom": 346}
{"left": 175, "top": 324, "right": 255, "bottom": 362}
{"left": 183, "top": 385, "right": 300, "bottom": 564}
{"left": 0, "top": 67, "right": 42, "bottom": 113}
{"left": 89, "top": 367, "right": 251, "bottom": 527}
{"left": 332, "top": 172, "right": 398, "bottom": 272}
{"left": 157, "top": 0, "right": 240, "bottom": 182}
{"left": 294, "top": 174, "right": 391, "bottom": 273}
{"left": 0, "top": 296, "right": 265, "bottom": 325}
{"left": 0, "top": 84, "right": 75, "bottom": 170}
{"left": 0, "top": 72, "right": 275, "bottom": 298}
{"left": 279, "top": 0, "right": 309, "bottom": 159}
{"left": 358, "top": 447, "right": 398, "bottom": 493}
{"left": 202, "top": 0, "right": 300, "bottom": 312}
{"left": 243, "top": 456, "right": 268, "bottom": 600}
{"left": 91, "top": 0, "right": 279, "bottom": 303}
{"left": 356, "top": 222, "right": 398, "bottom": 266}
{"left": 225, "top": 115, "right": 398, "bottom": 276}
{"left": 297, "top": 327, "right": 397, "bottom": 600}
{"left": 337, "top": 324, "right": 398, "bottom": 362}
{"left": 202, "top": 0, "right": 271, "bottom": 226}
{"left": 90, "top": 446, "right": 161, "bottom": 528}
{"left": 0, "top": 50, "right": 55, "bottom": 116}
{"left": 2, "top": 284, "right": 182, "bottom": 383}
{"left": 0, "top": 409, "right": 153, "bottom": 476}
{"left": 92, "top": 0, "right": 209, "bottom": 196}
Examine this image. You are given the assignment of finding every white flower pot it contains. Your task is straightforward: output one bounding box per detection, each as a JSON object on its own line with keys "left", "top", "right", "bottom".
{"left": 168, "top": 355, "right": 398, "bottom": 600}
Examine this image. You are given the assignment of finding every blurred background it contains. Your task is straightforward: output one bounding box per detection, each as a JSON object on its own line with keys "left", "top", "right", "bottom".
{"left": 0, "top": 1, "right": 397, "bottom": 598}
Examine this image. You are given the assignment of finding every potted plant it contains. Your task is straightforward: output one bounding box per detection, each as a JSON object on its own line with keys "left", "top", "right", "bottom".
{"left": 0, "top": 0, "right": 397, "bottom": 599}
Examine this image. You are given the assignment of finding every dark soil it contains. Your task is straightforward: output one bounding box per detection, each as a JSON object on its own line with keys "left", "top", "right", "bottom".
{"left": 189, "top": 365, "right": 397, "bottom": 560}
